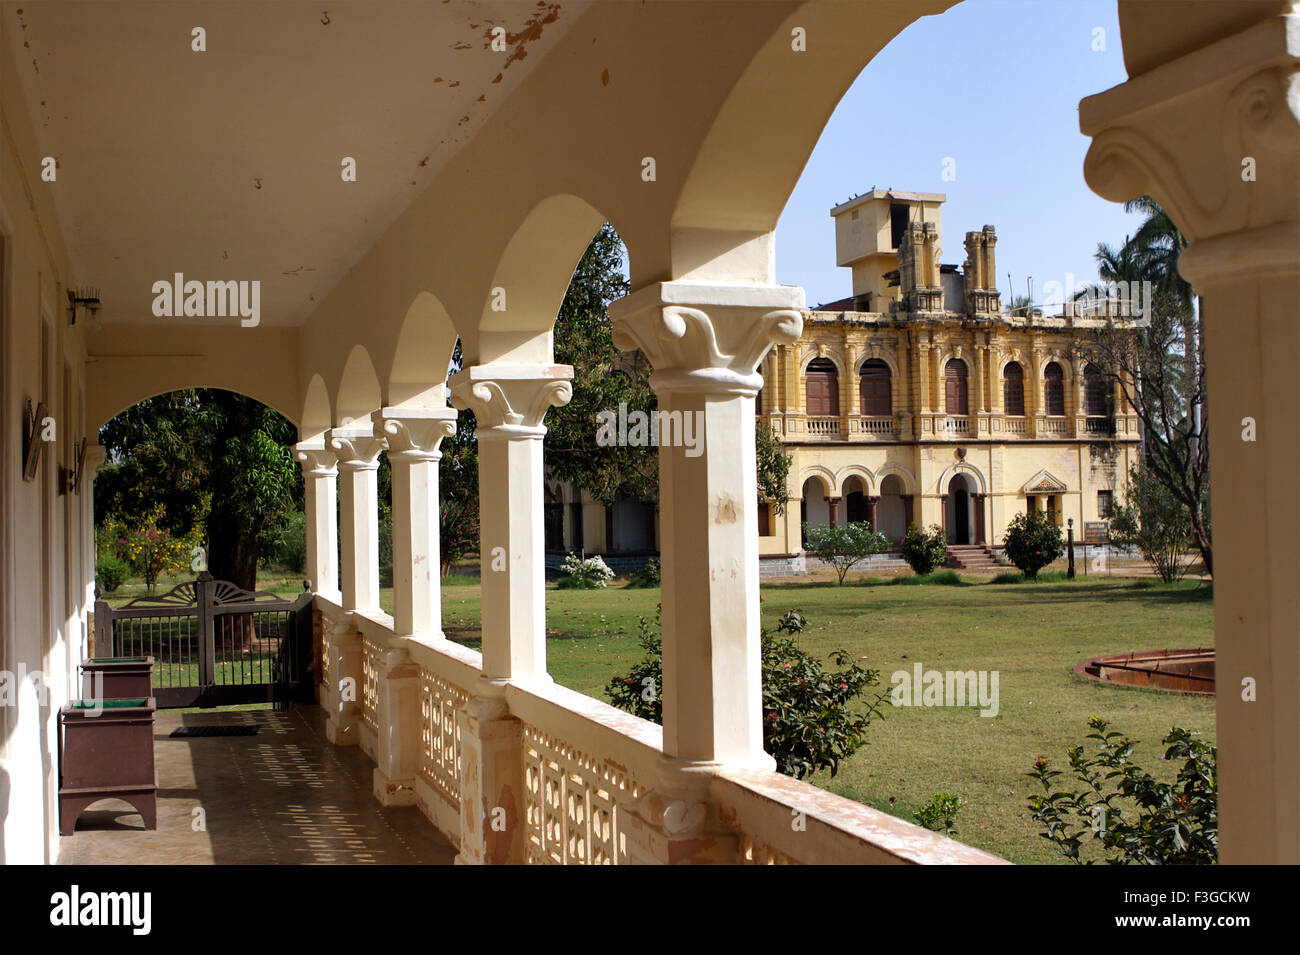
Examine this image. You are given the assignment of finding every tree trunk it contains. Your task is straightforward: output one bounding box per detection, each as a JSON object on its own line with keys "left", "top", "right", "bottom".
{"left": 206, "top": 510, "right": 260, "bottom": 650}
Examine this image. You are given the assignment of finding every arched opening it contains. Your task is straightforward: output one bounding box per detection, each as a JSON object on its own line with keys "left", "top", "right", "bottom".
{"left": 805, "top": 357, "right": 840, "bottom": 417}
{"left": 859, "top": 359, "right": 892, "bottom": 416}
{"left": 1084, "top": 362, "right": 1114, "bottom": 433}
{"left": 946, "top": 472, "right": 975, "bottom": 546}
{"left": 1044, "top": 362, "right": 1066, "bottom": 417}
{"left": 843, "top": 475, "right": 869, "bottom": 524}
{"left": 877, "top": 474, "right": 907, "bottom": 542}
{"left": 800, "top": 476, "right": 832, "bottom": 541}
{"left": 1003, "top": 361, "right": 1025, "bottom": 417}
{"left": 944, "top": 358, "right": 969, "bottom": 415}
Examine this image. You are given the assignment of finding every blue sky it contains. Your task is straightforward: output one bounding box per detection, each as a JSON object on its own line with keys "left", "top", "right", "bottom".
{"left": 774, "top": 0, "right": 1142, "bottom": 309}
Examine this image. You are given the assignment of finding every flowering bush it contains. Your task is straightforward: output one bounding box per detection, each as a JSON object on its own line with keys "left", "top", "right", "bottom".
{"left": 103, "top": 506, "right": 200, "bottom": 591}
{"left": 557, "top": 552, "right": 615, "bottom": 589}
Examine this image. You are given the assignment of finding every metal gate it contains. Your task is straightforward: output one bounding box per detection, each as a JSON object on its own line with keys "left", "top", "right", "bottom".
{"left": 93, "top": 572, "right": 315, "bottom": 708}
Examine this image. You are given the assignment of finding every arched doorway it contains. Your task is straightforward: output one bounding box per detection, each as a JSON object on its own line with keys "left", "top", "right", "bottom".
{"left": 843, "top": 475, "right": 869, "bottom": 524}
{"left": 946, "top": 473, "right": 975, "bottom": 545}
{"left": 801, "top": 476, "right": 832, "bottom": 543}
{"left": 877, "top": 474, "right": 906, "bottom": 541}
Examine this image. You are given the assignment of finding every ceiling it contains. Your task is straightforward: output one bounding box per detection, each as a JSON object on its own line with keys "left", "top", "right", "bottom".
{"left": 6, "top": 0, "right": 585, "bottom": 325}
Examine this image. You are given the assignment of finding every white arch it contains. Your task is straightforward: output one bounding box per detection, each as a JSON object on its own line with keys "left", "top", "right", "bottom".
{"left": 875, "top": 463, "right": 917, "bottom": 496}
{"left": 936, "top": 461, "right": 987, "bottom": 495}
{"left": 835, "top": 465, "right": 875, "bottom": 496}
{"left": 798, "top": 467, "right": 836, "bottom": 496}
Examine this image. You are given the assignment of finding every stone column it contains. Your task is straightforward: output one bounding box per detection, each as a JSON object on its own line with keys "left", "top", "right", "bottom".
{"left": 327, "top": 425, "right": 385, "bottom": 612}
{"left": 612, "top": 281, "right": 803, "bottom": 770}
{"left": 827, "top": 496, "right": 841, "bottom": 528}
{"left": 973, "top": 493, "right": 986, "bottom": 544}
{"left": 449, "top": 363, "right": 572, "bottom": 865}
{"left": 373, "top": 408, "right": 458, "bottom": 637}
{"left": 1083, "top": 14, "right": 1299, "bottom": 862}
{"left": 294, "top": 441, "right": 341, "bottom": 603}
{"left": 450, "top": 365, "right": 572, "bottom": 681}
{"left": 866, "top": 495, "right": 879, "bottom": 533}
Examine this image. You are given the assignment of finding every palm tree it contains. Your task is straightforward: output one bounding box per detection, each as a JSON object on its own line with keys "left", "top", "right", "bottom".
{"left": 1073, "top": 197, "right": 1211, "bottom": 575}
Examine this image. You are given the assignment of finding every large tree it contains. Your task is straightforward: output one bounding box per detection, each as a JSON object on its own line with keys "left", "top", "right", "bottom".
{"left": 97, "top": 389, "right": 301, "bottom": 591}
{"left": 1074, "top": 197, "right": 1211, "bottom": 575}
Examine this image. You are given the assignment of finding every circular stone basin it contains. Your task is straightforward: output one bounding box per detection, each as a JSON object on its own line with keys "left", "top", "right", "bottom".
{"left": 1075, "top": 648, "right": 1215, "bottom": 695}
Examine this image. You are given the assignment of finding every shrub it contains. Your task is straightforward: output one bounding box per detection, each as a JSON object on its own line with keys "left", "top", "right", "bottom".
{"left": 626, "top": 557, "right": 660, "bottom": 589}
{"left": 1002, "top": 510, "right": 1064, "bottom": 580}
{"left": 901, "top": 523, "right": 948, "bottom": 575}
{"left": 914, "top": 793, "right": 964, "bottom": 836}
{"left": 1108, "top": 464, "right": 1193, "bottom": 583}
{"left": 557, "top": 552, "right": 614, "bottom": 589}
{"left": 803, "top": 521, "right": 890, "bottom": 584}
{"left": 1027, "top": 717, "right": 1217, "bottom": 865}
{"left": 606, "top": 609, "right": 889, "bottom": 779}
{"left": 95, "top": 555, "right": 131, "bottom": 594}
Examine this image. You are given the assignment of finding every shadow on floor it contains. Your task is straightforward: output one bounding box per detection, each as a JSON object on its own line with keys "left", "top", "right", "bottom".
{"left": 58, "top": 705, "right": 456, "bottom": 865}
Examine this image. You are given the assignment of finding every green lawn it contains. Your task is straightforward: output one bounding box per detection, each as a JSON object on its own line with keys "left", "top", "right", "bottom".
{"left": 439, "top": 571, "right": 1216, "bottom": 864}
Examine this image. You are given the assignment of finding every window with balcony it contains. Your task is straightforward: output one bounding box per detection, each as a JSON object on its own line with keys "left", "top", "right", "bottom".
{"left": 944, "top": 358, "right": 968, "bottom": 415}
{"left": 859, "top": 359, "right": 891, "bottom": 416}
{"left": 1003, "top": 361, "right": 1024, "bottom": 416}
{"left": 1044, "top": 362, "right": 1065, "bottom": 416}
{"left": 805, "top": 358, "right": 840, "bottom": 417}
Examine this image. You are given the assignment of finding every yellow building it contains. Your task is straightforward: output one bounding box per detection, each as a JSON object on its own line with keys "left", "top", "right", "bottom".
{"left": 756, "top": 189, "right": 1142, "bottom": 571}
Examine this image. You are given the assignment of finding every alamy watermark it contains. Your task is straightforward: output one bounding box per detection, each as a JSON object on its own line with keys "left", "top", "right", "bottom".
{"left": 595, "top": 402, "right": 704, "bottom": 458}
{"left": 151, "top": 273, "right": 261, "bottom": 327}
{"left": 1, "top": 665, "right": 103, "bottom": 715}
{"left": 1039, "top": 274, "right": 1154, "bottom": 327}
{"left": 890, "top": 662, "right": 999, "bottom": 718}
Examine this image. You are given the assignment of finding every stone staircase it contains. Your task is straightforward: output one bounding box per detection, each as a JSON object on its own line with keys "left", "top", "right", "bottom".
{"left": 946, "top": 544, "right": 1005, "bottom": 570}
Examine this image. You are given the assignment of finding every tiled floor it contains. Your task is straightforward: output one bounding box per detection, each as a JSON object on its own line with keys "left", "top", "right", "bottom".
{"left": 57, "top": 705, "right": 456, "bottom": 865}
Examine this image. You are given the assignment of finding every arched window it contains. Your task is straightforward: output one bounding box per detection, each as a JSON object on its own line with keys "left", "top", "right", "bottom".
{"left": 1003, "top": 361, "right": 1025, "bottom": 415}
{"left": 859, "top": 359, "right": 891, "bottom": 416}
{"left": 805, "top": 358, "right": 840, "bottom": 416}
{"left": 944, "top": 358, "right": 968, "bottom": 415}
{"left": 1084, "top": 363, "right": 1110, "bottom": 416}
{"left": 1044, "top": 362, "right": 1065, "bottom": 416}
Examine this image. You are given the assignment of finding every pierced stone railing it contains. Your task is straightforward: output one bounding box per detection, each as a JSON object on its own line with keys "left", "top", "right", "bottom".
{"left": 941, "top": 416, "right": 970, "bottom": 436}
{"left": 851, "top": 415, "right": 895, "bottom": 436}
{"left": 313, "top": 595, "right": 1007, "bottom": 865}
{"left": 360, "top": 636, "right": 382, "bottom": 733}
{"left": 1037, "top": 416, "right": 1067, "bottom": 435}
{"left": 805, "top": 416, "right": 842, "bottom": 436}
{"left": 1004, "top": 416, "right": 1027, "bottom": 434}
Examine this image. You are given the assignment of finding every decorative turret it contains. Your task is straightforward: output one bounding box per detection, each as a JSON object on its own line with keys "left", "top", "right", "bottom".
{"left": 962, "top": 225, "right": 1000, "bottom": 316}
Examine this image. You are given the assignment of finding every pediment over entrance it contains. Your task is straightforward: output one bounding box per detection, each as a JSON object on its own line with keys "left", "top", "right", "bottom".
{"left": 1023, "top": 469, "right": 1068, "bottom": 494}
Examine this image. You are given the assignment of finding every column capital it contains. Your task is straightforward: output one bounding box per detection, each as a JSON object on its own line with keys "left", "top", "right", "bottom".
{"left": 1080, "top": 14, "right": 1299, "bottom": 278}
{"left": 449, "top": 363, "right": 572, "bottom": 435}
{"left": 327, "top": 426, "right": 385, "bottom": 470}
{"left": 372, "top": 407, "right": 458, "bottom": 462}
{"left": 294, "top": 440, "right": 338, "bottom": 477}
{"left": 82, "top": 442, "right": 107, "bottom": 476}
{"left": 609, "top": 281, "right": 804, "bottom": 396}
